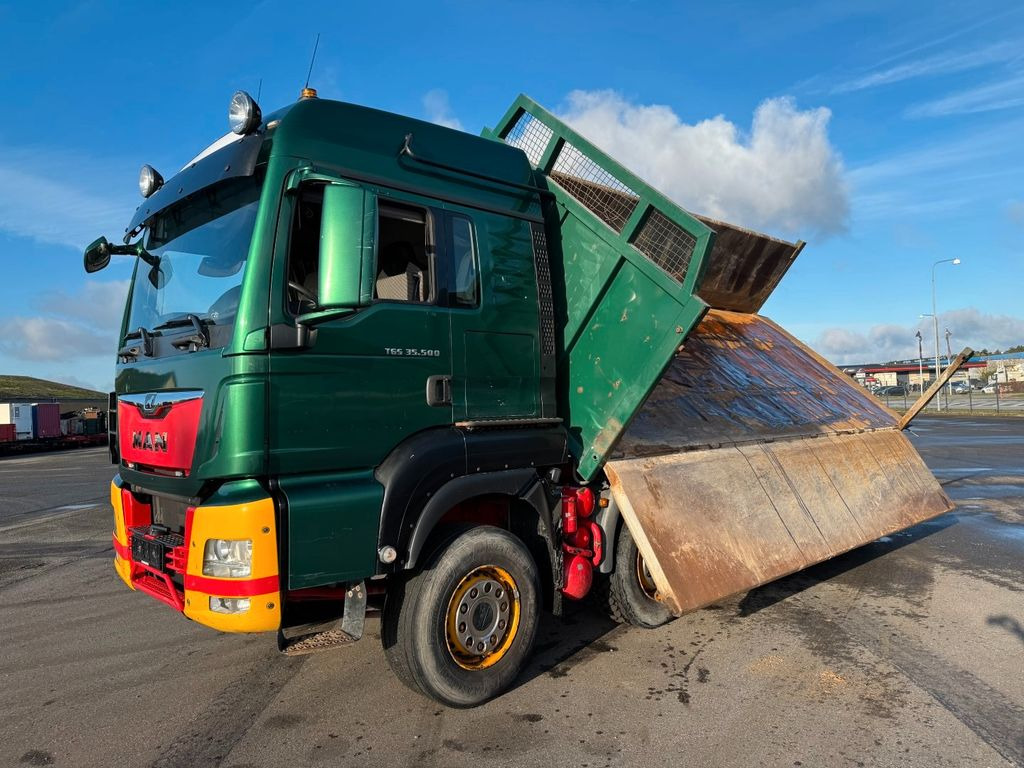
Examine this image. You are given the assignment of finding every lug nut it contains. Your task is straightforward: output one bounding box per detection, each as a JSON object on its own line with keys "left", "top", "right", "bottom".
{"left": 459, "top": 622, "right": 466, "bottom": 633}
{"left": 469, "top": 588, "right": 478, "bottom": 598}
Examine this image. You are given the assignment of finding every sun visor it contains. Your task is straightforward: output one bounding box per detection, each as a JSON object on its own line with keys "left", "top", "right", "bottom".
{"left": 124, "top": 132, "right": 263, "bottom": 241}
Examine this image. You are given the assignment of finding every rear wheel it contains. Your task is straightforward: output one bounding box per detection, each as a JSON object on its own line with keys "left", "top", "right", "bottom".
{"left": 382, "top": 526, "right": 540, "bottom": 707}
{"left": 606, "top": 524, "right": 672, "bottom": 628}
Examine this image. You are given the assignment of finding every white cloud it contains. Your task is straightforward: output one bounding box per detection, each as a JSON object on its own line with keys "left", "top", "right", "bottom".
{"left": 831, "top": 41, "right": 1022, "bottom": 94}
{"left": 0, "top": 316, "right": 117, "bottom": 362}
{"left": 0, "top": 146, "right": 137, "bottom": 250}
{"left": 905, "top": 74, "right": 1024, "bottom": 118}
{"left": 556, "top": 90, "right": 848, "bottom": 237}
{"left": 814, "top": 308, "right": 1024, "bottom": 364}
{"left": 422, "top": 89, "right": 464, "bottom": 131}
{"left": 36, "top": 280, "right": 130, "bottom": 331}
{"left": 0, "top": 279, "right": 128, "bottom": 363}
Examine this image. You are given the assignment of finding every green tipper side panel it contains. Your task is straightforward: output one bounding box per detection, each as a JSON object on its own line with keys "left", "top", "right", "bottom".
{"left": 490, "top": 95, "right": 715, "bottom": 481}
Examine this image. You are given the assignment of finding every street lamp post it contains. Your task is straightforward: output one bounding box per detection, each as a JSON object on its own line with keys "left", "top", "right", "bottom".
{"left": 945, "top": 328, "right": 954, "bottom": 402}
{"left": 915, "top": 330, "right": 924, "bottom": 395}
{"left": 931, "top": 257, "right": 961, "bottom": 411}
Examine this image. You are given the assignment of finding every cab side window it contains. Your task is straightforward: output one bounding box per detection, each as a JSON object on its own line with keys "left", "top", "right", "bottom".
{"left": 285, "top": 185, "right": 323, "bottom": 314}
{"left": 375, "top": 203, "right": 433, "bottom": 303}
{"left": 449, "top": 215, "right": 478, "bottom": 308}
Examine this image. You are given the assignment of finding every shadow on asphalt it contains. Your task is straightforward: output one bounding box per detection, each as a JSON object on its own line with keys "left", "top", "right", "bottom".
{"left": 735, "top": 513, "right": 958, "bottom": 617}
{"left": 510, "top": 603, "right": 619, "bottom": 694}
{"left": 987, "top": 615, "right": 1024, "bottom": 645}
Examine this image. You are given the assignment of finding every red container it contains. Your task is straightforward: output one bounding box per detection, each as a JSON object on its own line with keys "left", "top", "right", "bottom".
{"left": 32, "top": 403, "right": 61, "bottom": 439}
{"left": 0, "top": 424, "right": 15, "bottom": 443}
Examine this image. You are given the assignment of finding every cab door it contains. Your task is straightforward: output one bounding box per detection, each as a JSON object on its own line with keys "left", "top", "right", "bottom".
{"left": 443, "top": 206, "right": 542, "bottom": 421}
{"left": 268, "top": 182, "right": 454, "bottom": 477}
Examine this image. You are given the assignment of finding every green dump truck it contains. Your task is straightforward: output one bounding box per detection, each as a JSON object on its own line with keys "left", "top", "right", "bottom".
{"left": 84, "top": 89, "right": 951, "bottom": 707}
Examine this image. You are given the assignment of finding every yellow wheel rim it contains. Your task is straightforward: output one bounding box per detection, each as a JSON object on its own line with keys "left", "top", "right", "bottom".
{"left": 445, "top": 565, "right": 521, "bottom": 670}
{"left": 636, "top": 550, "right": 660, "bottom": 600}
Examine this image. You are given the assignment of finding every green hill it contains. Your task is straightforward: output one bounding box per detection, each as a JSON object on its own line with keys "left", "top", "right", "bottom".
{"left": 0, "top": 376, "right": 106, "bottom": 401}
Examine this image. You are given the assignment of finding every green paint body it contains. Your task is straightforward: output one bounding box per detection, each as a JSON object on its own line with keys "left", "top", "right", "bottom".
{"left": 113, "top": 95, "right": 712, "bottom": 589}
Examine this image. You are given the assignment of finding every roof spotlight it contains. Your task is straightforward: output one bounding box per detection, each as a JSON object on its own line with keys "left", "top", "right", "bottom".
{"left": 229, "top": 90, "right": 262, "bottom": 135}
{"left": 139, "top": 164, "right": 164, "bottom": 198}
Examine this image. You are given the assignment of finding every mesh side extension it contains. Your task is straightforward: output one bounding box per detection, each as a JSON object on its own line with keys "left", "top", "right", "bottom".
{"left": 531, "top": 224, "right": 556, "bottom": 357}
{"left": 503, "top": 110, "right": 553, "bottom": 167}
{"left": 550, "top": 142, "right": 640, "bottom": 233}
{"left": 631, "top": 209, "right": 696, "bottom": 284}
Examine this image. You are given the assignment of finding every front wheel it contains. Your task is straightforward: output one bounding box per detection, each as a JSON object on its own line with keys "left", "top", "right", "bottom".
{"left": 382, "top": 526, "right": 540, "bottom": 707}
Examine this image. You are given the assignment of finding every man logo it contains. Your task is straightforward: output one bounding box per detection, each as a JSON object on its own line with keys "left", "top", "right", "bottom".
{"left": 132, "top": 431, "right": 168, "bottom": 452}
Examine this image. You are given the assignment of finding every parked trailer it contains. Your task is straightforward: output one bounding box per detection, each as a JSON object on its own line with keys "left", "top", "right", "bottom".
{"left": 0, "top": 403, "right": 34, "bottom": 440}
{"left": 85, "top": 89, "right": 951, "bottom": 707}
{"left": 0, "top": 406, "right": 108, "bottom": 455}
{"left": 32, "top": 403, "right": 61, "bottom": 440}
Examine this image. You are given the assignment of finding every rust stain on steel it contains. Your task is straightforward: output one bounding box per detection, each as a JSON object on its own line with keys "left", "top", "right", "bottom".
{"left": 606, "top": 430, "right": 952, "bottom": 616}
{"left": 615, "top": 310, "right": 898, "bottom": 460}
{"left": 693, "top": 215, "right": 803, "bottom": 314}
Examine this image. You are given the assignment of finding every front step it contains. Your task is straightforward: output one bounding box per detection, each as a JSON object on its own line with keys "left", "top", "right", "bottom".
{"left": 278, "top": 581, "right": 366, "bottom": 657}
{"left": 279, "top": 626, "right": 359, "bottom": 656}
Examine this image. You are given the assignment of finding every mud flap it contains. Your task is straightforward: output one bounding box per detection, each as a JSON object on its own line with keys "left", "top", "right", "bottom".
{"left": 603, "top": 310, "right": 953, "bottom": 616}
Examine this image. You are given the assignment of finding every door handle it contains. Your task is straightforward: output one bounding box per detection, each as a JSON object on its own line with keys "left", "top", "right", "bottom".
{"left": 425, "top": 375, "right": 452, "bottom": 407}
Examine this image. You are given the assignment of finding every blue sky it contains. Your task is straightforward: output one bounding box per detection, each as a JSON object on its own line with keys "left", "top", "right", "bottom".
{"left": 1, "top": 0, "right": 1022, "bottom": 390}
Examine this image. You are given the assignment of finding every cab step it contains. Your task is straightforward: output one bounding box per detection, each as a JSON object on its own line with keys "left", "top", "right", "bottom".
{"left": 277, "top": 582, "right": 366, "bottom": 657}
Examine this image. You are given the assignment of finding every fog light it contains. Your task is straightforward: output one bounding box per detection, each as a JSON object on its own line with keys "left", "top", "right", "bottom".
{"left": 209, "top": 597, "right": 250, "bottom": 614}
{"left": 228, "top": 90, "right": 262, "bottom": 135}
{"left": 202, "top": 539, "right": 252, "bottom": 578}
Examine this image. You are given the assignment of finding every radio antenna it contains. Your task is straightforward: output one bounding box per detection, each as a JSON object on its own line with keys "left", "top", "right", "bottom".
{"left": 256, "top": 77, "right": 263, "bottom": 102}
{"left": 304, "top": 34, "right": 320, "bottom": 89}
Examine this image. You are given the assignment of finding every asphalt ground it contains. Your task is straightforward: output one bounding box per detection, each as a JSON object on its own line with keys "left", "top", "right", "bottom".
{"left": 1, "top": 418, "right": 1022, "bottom": 768}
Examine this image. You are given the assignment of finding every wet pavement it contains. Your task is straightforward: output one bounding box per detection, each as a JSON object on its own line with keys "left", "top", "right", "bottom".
{"left": 1, "top": 418, "right": 1022, "bottom": 767}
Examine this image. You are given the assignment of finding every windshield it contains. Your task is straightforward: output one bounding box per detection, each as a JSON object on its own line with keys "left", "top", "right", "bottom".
{"left": 125, "top": 175, "right": 262, "bottom": 338}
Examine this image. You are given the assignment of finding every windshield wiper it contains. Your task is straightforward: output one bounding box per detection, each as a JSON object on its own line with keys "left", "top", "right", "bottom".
{"left": 119, "top": 326, "right": 154, "bottom": 361}
{"left": 156, "top": 314, "right": 211, "bottom": 351}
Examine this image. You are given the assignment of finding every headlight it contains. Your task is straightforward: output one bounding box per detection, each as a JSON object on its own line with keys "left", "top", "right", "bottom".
{"left": 228, "top": 90, "right": 262, "bottom": 135}
{"left": 202, "top": 538, "right": 253, "bottom": 578}
{"left": 138, "top": 164, "right": 164, "bottom": 198}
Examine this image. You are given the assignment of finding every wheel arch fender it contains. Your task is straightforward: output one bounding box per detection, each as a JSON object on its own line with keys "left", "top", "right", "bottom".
{"left": 406, "top": 469, "right": 551, "bottom": 569}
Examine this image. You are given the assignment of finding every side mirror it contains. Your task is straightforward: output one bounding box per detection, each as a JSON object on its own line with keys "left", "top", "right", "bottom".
{"left": 319, "top": 184, "right": 376, "bottom": 309}
{"left": 84, "top": 237, "right": 111, "bottom": 273}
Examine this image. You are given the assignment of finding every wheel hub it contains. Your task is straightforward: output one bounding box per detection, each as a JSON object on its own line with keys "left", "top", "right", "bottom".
{"left": 636, "top": 550, "right": 660, "bottom": 600}
{"left": 446, "top": 566, "right": 521, "bottom": 670}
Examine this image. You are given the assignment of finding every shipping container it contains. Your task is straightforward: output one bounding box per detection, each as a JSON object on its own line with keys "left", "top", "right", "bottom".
{"left": 0, "top": 424, "right": 16, "bottom": 443}
{"left": 0, "top": 403, "right": 34, "bottom": 440}
{"left": 31, "top": 403, "right": 61, "bottom": 440}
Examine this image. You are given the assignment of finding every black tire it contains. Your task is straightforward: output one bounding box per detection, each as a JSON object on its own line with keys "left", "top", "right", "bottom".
{"left": 381, "top": 525, "right": 540, "bottom": 707}
{"left": 607, "top": 524, "right": 672, "bottom": 628}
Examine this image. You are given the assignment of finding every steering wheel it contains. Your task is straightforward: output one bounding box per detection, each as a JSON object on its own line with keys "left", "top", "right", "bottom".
{"left": 288, "top": 280, "right": 318, "bottom": 307}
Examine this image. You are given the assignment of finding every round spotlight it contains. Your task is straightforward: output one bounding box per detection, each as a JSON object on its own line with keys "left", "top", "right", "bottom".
{"left": 229, "top": 90, "right": 262, "bottom": 135}
{"left": 139, "top": 164, "right": 164, "bottom": 198}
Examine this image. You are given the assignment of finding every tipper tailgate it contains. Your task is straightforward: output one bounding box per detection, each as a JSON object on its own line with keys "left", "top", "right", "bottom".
{"left": 605, "top": 310, "right": 953, "bottom": 615}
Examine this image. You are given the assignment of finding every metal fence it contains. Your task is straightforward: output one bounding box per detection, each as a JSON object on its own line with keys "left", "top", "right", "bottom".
{"left": 874, "top": 386, "right": 1024, "bottom": 414}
